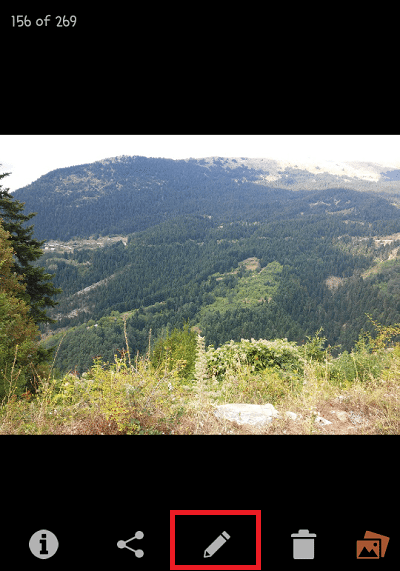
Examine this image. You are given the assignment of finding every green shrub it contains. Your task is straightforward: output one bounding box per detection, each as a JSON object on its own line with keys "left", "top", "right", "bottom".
{"left": 238, "top": 366, "right": 302, "bottom": 405}
{"left": 151, "top": 322, "right": 197, "bottom": 381}
{"left": 206, "top": 337, "right": 303, "bottom": 381}
{"left": 299, "top": 327, "right": 327, "bottom": 362}
{"left": 329, "top": 343, "right": 388, "bottom": 386}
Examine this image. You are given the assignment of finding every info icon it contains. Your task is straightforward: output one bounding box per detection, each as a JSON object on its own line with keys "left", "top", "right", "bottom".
{"left": 29, "top": 529, "right": 59, "bottom": 559}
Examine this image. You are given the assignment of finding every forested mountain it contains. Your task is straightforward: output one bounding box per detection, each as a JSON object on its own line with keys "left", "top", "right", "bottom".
{"left": 10, "top": 156, "right": 400, "bottom": 375}
{"left": 11, "top": 155, "right": 400, "bottom": 242}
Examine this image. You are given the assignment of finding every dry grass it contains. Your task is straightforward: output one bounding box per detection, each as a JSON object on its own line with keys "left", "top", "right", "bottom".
{"left": 1, "top": 339, "right": 400, "bottom": 435}
{"left": 1, "top": 363, "right": 399, "bottom": 436}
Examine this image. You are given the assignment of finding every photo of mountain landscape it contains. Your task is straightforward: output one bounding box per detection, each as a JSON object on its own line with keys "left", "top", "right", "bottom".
{"left": 2, "top": 137, "right": 400, "bottom": 434}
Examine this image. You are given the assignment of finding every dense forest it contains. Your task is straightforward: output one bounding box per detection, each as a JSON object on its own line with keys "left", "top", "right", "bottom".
{"left": 11, "top": 155, "right": 400, "bottom": 242}
{"left": 5, "top": 155, "right": 400, "bottom": 376}
{"left": 11, "top": 156, "right": 272, "bottom": 240}
{"left": 34, "top": 189, "right": 400, "bottom": 376}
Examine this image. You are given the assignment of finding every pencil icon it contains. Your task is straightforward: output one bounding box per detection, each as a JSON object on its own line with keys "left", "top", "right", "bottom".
{"left": 204, "top": 531, "right": 230, "bottom": 558}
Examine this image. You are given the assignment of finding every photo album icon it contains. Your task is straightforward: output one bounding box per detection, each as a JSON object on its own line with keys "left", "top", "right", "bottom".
{"left": 356, "top": 531, "right": 390, "bottom": 559}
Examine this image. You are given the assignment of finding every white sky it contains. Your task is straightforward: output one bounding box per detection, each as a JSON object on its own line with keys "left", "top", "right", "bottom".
{"left": 1, "top": 134, "right": 400, "bottom": 193}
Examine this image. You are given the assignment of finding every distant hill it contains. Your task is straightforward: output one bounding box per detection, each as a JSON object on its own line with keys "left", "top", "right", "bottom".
{"left": 8, "top": 154, "right": 400, "bottom": 375}
{"left": 11, "top": 155, "right": 400, "bottom": 242}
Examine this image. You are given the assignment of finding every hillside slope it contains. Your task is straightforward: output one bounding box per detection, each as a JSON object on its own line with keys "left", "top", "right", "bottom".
{"left": 11, "top": 155, "right": 400, "bottom": 242}
{"left": 8, "top": 154, "right": 400, "bottom": 375}
{"left": 36, "top": 192, "right": 400, "bottom": 375}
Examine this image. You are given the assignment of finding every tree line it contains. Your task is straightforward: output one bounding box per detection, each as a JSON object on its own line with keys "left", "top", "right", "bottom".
{"left": 0, "top": 170, "right": 61, "bottom": 400}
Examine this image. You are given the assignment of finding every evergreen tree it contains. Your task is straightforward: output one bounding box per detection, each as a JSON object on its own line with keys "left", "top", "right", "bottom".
{"left": 0, "top": 222, "right": 47, "bottom": 400}
{"left": 0, "top": 169, "right": 62, "bottom": 324}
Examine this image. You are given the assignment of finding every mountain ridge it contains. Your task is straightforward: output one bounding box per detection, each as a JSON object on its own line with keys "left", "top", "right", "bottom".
{"left": 11, "top": 155, "right": 400, "bottom": 242}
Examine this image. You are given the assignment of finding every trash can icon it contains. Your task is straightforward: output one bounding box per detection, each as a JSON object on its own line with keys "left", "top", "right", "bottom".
{"left": 291, "top": 529, "right": 316, "bottom": 559}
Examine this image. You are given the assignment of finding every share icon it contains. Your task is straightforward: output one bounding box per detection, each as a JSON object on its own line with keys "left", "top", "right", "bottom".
{"left": 117, "top": 531, "right": 144, "bottom": 557}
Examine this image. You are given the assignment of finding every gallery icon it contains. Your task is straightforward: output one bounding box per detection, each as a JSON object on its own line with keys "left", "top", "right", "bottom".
{"left": 356, "top": 531, "right": 390, "bottom": 559}
{"left": 29, "top": 529, "right": 59, "bottom": 559}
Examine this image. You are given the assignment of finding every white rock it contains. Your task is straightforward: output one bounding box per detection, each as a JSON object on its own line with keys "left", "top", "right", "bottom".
{"left": 213, "top": 403, "right": 281, "bottom": 426}
{"left": 213, "top": 404, "right": 334, "bottom": 428}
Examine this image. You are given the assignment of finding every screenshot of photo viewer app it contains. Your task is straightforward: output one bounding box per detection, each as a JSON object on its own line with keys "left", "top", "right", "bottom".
{"left": 170, "top": 510, "right": 261, "bottom": 570}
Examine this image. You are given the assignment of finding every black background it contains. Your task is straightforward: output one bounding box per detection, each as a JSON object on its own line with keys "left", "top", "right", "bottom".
{"left": 4, "top": 435, "right": 397, "bottom": 570}
{"left": 1, "top": 8, "right": 398, "bottom": 571}
{"left": 9, "top": 505, "right": 395, "bottom": 569}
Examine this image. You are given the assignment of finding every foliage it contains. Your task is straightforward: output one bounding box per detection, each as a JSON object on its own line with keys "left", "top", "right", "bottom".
{"left": 362, "top": 314, "right": 400, "bottom": 352}
{"left": 2, "top": 318, "right": 400, "bottom": 434}
{"left": 0, "top": 170, "right": 62, "bottom": 325}
{"left": 239, "top": 366, "right": 303, "bottom": 405}
{"left": 0, "top": 222, "right": 46, "bottom": 401}
{"left": 205, "top": 337, "right": 303, "bottom": 382}
{"left": 2, "top": 349, "right": 192, "bottom": 434}
{"left": 1, "top": 168, "right": 61, "bottom": 394}
{"left": 198, "top": 260, "right": 283, "bottom": 316}
{"left": 325, "top": 316, "right": 400, "bottom": 387}
{"left": 37, "top": 202, "right": 400, "bottom": 377}
{"left": 324, "top": 322, "right": 394, "bottom": 387}
{"left": 299, "top": 327, "right": 327, "bottom": 362}
{"left": 150, "top": 321, "right": 197, "bottom": 380}
{"left": 194, "top": 334, "right": 209, "bottom": 385}
{"left": 54, "top": 357, "right": 140, "bottom": 434}
{"left": 328, "top": 348, "right": 382, "bottom": 386}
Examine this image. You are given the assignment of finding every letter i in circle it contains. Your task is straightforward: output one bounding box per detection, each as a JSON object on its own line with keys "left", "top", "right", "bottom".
{"left": 40, "top": 533, "right": 48, "bottom": 555}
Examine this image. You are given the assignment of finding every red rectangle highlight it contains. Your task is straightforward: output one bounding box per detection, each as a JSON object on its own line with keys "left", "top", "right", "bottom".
{"left": 170, "top": 510, "right": 261, "bottom": 570}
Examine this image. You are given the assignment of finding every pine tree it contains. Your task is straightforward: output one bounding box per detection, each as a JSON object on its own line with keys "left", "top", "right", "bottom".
{"left": 0, "top": 169, "right": 62, "bottom": 324}
{"left": 0, "top": 222, "right": 46, "bottom": 400}
{"left": 1, "top": 168, "right": 62, "bottom": 388}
